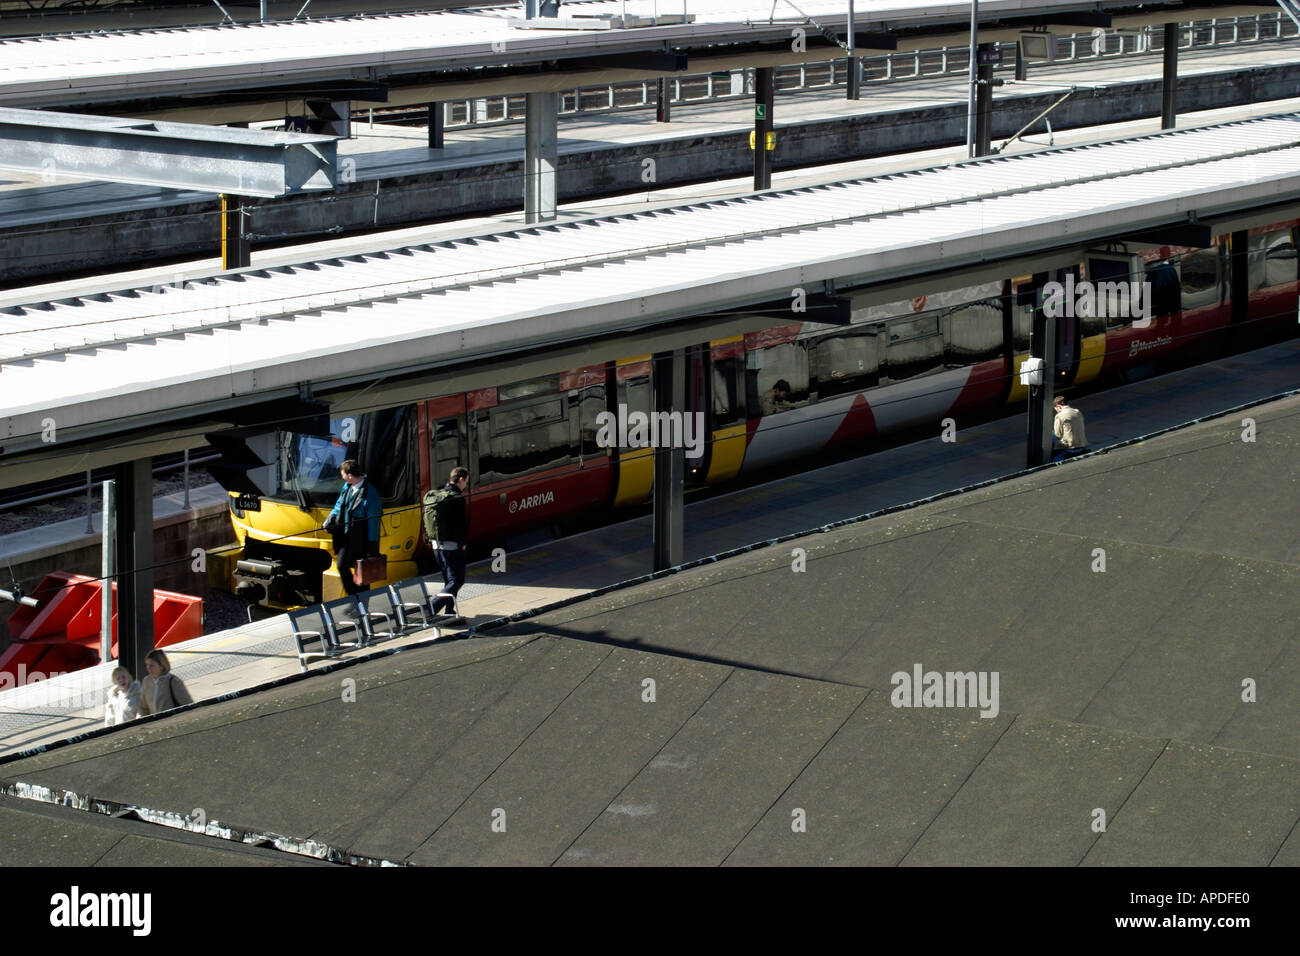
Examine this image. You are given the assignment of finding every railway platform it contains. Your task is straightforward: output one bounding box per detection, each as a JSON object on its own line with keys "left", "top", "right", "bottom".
{"left": 0, "top": 336, "right": 1295, "bottom": 864}
{"left": 1, "top": 333, "right": 1295, "bottom": 773}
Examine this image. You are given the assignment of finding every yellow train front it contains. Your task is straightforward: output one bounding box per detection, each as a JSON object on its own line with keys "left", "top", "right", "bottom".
{"left": 219, "top": 410, "right": 423, "bottom": 610}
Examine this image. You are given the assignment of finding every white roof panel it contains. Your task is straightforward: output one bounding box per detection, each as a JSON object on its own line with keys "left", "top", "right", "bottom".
{"left": 0, "top": 1, "right": 1139, "bottom": 104}
{"left": 3, "top": 113, "right": 1300, "bottom": 448}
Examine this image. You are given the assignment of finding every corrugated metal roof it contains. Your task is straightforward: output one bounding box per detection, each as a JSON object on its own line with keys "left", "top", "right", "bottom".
{"left": 3, "top": 113, "right": 1300, "bottom": 448}
{"left": 0, "top": 0, "right": 1130, "bottom": 103}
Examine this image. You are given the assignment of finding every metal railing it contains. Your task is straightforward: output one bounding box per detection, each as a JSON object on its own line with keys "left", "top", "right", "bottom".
{"left": 427, "top": 13, "right": 1297, "bottom": 130}
{"left": 0, "top": 452, "right": 219, "bottom": 533}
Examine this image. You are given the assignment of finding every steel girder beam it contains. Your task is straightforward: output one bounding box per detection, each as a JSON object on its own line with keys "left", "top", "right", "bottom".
{"left": 0, "top": 107, "right": 337, "bottom": 198}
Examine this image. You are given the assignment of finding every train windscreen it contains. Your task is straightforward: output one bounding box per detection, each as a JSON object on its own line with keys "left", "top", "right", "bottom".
{"left": 275, "top": 408, "right": 417, "bottom": 507}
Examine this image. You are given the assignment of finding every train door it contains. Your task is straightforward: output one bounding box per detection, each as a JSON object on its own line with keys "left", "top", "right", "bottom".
{"left": 704, "top": 337, "right": 748, "bottom": 484}
{"left": 610, "top": 357, "right": 653, "bottom": 507}
{"left": 1045, "top": 267, "right": 1082, "bottom": 388}
{"left": 1083, "top": 252, "right": 1142, "bottom": 380}
{"left": 685, "top": 345, "right": 710, "bottom": 485}
{"left": 1005, "top": 275, "right": 1037, "bottom": 406}
{"left": 424, "top": 395, "right": 470, "bottom": 492}
{"left": 1235, "top": 225, "right": 1298, "bottom": 350}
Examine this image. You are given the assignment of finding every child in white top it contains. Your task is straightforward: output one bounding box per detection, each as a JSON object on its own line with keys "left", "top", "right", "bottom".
{"left": 104, "top": 666, "right": 141, "bottom": 727}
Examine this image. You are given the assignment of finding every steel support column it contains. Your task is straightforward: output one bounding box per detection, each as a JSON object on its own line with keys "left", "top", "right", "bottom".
{"left": 100, "top": 479, "right": 115, "bottom": 665}
{"left": 966, "top": 0, "right": 979, "bottom": 157}
{"left": 115, "top": 458, "right": 154, "bottom": 676}
{"left": 652, "top": 349, "right": 685, "bottom": 571}
{"left": 846, "top": 0, "right": 859, "bottom": 100}
{"left": 656, "top": 78, "right": 671, "bottom": 122}
{"left": 1162, "top": 23, "right": 1179, "bottom": 129}
{"left": 975, "top": 43, "right": 995, "bottom": 157}
{"left": 427, "top": 103, "right": 444, "bottom": 149}
{"left": 524, "top": 92, "right": 558, "bottom": 223}
{"left": 221, "top": 194, "right": 250, "bottom": 270}
{"left": 1026, "top": 272, "right": 1056, "bottom": 467}
{"left": 521, "top": 0, "right": 559, "bottom": 222}
{"left": 753, "top": 66, "right": 774, "bottom": 191}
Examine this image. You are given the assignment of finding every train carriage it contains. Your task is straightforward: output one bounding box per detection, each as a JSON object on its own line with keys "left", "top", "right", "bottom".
{"left": 220, "top": 222, "right": 1299, "bottom": 611}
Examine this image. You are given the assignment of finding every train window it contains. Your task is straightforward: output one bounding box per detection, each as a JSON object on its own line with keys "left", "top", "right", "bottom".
{"left": 887, "top": 315, "right": 939, "bottom": 343}
{"left": 1145, "top": 261, "right": 1181, "bottom": 318}
{"left": 808, "top": 329, "right": 880, "bottom": 399}
{"left": 498, "top": 377, "right": 559, "bottom": 402}
{"left": 616, "top": 373, "right": 651, "bottom": 449}
{"left": 1178, "top": 249, "right": 1221, "bottom": 310}
{"left": 1012, "top": 300, "right": 1034, "bottom": 351}
{"left": 711, "top": 355, "right": 745, "bottom": 429}
{"left": 576, "top": 385, "right": 607, "bottom": 459}
{"left": 942, "top": 300, "right": 1002, "bottom": 367}
{"left": 475, "top": 396, "right": 576, "bottom": 486}
{"left": 1085, "top": 257, "right": 1141, "bottom": 329}
{"left": 275, "top": 410, "right": 411, "bottom": 506}
{"left": 883, "top": 314, "right": 943, "bottom": 383}
{"left": 357, "top": 407, "right": 417, "bottom": 505}
{"left": 1254, "top": 229, "right": 1298, "bottom": 289}
{"left": 432, "top": 417, "right": 466, "bottom": 486}
{"left": 490, "top": 399, "right": 564, "bottom": 434}
{"left": 745, "top": 341, "right": 812, "bottom": 416}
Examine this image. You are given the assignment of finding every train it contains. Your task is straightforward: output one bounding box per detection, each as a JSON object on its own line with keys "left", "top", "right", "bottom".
{"left": 217, "top": 221, "right": 1299, "bottom": 610}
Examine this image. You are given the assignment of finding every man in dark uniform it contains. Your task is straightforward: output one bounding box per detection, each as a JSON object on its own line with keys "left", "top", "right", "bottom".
{"left": 431, "top": 466, "right": 470, "bottom": 616}
{"left": 326, "top": 459, "right": 382, "bottom": 596}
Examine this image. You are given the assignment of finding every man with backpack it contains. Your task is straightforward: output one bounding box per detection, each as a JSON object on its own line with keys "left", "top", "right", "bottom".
{"left": 422, "top": 466, "right": 470, "bottom": 617}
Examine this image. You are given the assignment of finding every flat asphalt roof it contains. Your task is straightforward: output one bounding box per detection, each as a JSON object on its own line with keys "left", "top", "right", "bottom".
{"left": 2, "top": 393, "right": 1297, "bottom": 866}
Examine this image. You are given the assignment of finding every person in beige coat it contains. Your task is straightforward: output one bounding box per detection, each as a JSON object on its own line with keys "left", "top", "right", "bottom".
{"left": 137, "top": 649, "right": 193, "bottom": 717}
{"left": 1052, "top": 395, "right": 1090, "bottom": 461}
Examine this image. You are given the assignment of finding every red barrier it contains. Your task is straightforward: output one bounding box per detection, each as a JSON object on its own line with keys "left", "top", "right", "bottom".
{"left": 2, "top": 572, "right": 203, "bottom": 687}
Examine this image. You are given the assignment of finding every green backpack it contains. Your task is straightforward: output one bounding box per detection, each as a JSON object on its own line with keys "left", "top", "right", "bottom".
{"left": 421, "top": 487, "right": 456, "bottom": 542}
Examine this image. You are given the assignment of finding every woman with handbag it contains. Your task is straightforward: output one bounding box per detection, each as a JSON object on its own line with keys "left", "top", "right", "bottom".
{"left": 324, "top": 458, "right": 383, "bottom": 596}
{"left": 137, "top": 650, "right": 193, "bottom": 717}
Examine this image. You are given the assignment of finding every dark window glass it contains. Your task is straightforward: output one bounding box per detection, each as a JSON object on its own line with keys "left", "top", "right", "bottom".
{"left": 616, "top": 374, "right": 651, "bottom": 450}
{"left": 884, "top": 314, "right": 943, "bottom": 383}
{"left": 710, "top": 355, "right": 744, "bottom": 428}
{"left": 477, "top": 398, "right": 575, "bottom": 485}
{"left": 1145, "top": 262, "right": 1181, "bottom": 318}
{"left": 577, "top": 385, "right": 607, "bottom": 458}
{"left": 276, "top": 408, "right": 414, "bottom": 507}
{"left": 1012, "top": 300, "right": 1034, "bottom": 351}
{"left": 942, "top": 300, "right": 1003, "bottom": 366}
{"left": 1254, "top": 229, "right": 1297, "bottom": 289}
{"left": 498, "top": 377, "right": 559, "bottom": 402}
{"left": 432, "top": 417, "right": 467, "bottom": 487}
{"left": 355, "top": 406, "right": 417, "bottom": 505}
{"left": 1179, "top": 249, "right": 1220, "bottom": 308}
{"left": 745, "top": 340, "right": 812, "bottom": 416}
{"left": 809, "top": 329, "right": 880, "bottom": 399}
{"left": 491, "top": 399, "right": 564, "bottom": 433}
{"left": 1088, "top": 257, "right": 1143, "bottom": 329}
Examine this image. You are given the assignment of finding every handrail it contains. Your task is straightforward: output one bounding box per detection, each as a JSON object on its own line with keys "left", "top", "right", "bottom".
{"left": 421, "top": 12, "right": 1296, "bottom": 131}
